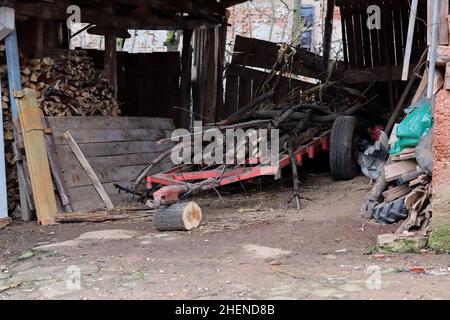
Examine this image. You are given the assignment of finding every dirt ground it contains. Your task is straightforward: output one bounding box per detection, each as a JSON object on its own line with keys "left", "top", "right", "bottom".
{"left": 0, "top": 172, "right": 449, "bottom": 300}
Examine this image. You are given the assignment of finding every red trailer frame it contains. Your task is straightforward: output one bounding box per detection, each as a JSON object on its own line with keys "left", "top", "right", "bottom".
{"left": 146, "top": 131, "right": 330, "bottom": 208}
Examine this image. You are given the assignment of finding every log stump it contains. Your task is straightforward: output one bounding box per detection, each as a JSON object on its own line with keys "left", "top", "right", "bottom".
{"left": 153, "top": 202, "right": 202, "bottom": 231}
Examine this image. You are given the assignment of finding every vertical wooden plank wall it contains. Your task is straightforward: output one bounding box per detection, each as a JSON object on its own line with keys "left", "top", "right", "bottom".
{"left": 337, "top": 0, "right": 429, "bottom": 80}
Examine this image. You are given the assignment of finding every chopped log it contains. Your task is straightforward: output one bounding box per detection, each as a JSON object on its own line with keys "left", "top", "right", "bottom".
{"left": 154, "top": 202, "right": 202, "bottom": 231}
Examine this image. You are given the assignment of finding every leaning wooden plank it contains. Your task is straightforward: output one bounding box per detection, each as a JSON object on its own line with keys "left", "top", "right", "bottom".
{"left": 14, "top": 89, "right": 57, "bottom": 225}
{"left": 411, "top": 69, "right": 428, "bottom": 104}
{"left": 384, "top": 160, "right": 418, "bottom": 182}
{"left": 56, "top": 212, "right": 127, "bottom": 223}
{"left": 401, "top": 0, "right": 419, "bottom": 80}
{"left": 63, "top": 131, "right": 114, "bottom": 210}
{"left": 43, "top": 119, "right": 73, "bottom": 212}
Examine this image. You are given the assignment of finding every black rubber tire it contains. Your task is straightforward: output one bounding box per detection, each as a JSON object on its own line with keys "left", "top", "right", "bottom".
{"left": 330, "top": 116, "right": 360, "bottom": 180}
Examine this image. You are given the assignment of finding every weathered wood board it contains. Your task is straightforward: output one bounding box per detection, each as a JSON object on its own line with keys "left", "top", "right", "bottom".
{"left": 46, "top": 116, "right": 175, "bottom": 212}
{"left": 384, "top": 160, "right": 418, "bottom": 182}
{"left": 16, "top": 90, "right": 57, "bottom": 225}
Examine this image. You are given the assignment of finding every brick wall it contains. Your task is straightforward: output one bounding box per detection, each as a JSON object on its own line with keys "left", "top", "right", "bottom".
{"left": 430, "top": 89, "right": 450, "bottom": 251}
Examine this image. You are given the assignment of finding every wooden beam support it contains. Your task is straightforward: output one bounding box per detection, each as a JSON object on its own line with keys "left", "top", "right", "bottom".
{"left": 323, "top": 0, "right": 335, "bottom": 68}
{"left": 401, "top": 0, "right": 419, "bottom": 81}
{"left": 34, "top": 18, "right": 44, "bottom": 59}
{"left": 179, "top": 29, "right": 193, "bottom": 129}
{"left": 14, "top": 2, "right": 221, "bottom": 30}
{"left": 381, "top": 7, "right": 394, "bottom": 111}
{"left": 104, "top": 34, "right": 118, "bottom": 99}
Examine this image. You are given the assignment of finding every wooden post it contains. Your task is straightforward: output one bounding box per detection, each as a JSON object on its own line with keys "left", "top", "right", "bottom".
{"left": 402, "top": 0, "right": 419, "bottom": 81}
{"left": 382, "top": 8, "right": 395, "bottom": 111}
{"left": 34, "top": 18, "right": 44, "bottom": 59}
{"left": 104, "top": 34, "right": 118, "bottom": 99}
{"left": 216, "top": 23, "right": 227, "bottom": 121}
{"left": 192, "top": 29, "right": 207, "bottom": 122}
{"left": 428, "top": 0, "right": 441, "bottom": 100}
{"left": 203, "top": 27, "right": 219, "bottom": 123}
{"left": 14, "top": 90, "right": 57, "bottom": 225}
{"left": 291, "top": 0, "right": 302, "bottom": 45}
{"left": 179, "top": 29, "right": 193, "bottom": 129}
{"left": 323, "top": 0, "right": 335, "bottom": 69}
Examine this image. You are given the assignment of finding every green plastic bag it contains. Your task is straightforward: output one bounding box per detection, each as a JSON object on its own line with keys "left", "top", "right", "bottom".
{"left": 390, "top": 99, "right": 433, "bottom": 155}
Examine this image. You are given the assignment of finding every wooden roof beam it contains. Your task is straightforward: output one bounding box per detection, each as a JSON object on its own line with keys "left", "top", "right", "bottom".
{"left": 220, "top": 0, "right": 248, "bottom": 8}
{"left": 14, "top": 1, "right": 221, "bottom": 30}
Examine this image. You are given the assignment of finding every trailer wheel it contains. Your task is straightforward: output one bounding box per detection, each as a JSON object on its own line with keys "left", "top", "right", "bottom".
{"left": 330, "top": 116, "right": 360, "bottom": 180}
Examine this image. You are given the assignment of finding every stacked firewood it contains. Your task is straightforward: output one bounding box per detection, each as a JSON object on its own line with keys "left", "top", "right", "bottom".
{"left": 367, "top": 149, "right": 432, "bottom": 236}
{"left": 1, "top": 86, "right": 17, "bottom": 212}
{"left": 1, "top": 51, "right": 121, "bottom": 117}
{"left": 1, "top": 48, "right": 122, "bottom": 213}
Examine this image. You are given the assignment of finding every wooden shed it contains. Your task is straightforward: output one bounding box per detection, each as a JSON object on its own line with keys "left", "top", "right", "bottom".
{"left": 0, "top": 0, "right": 248, "bottom": 224}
